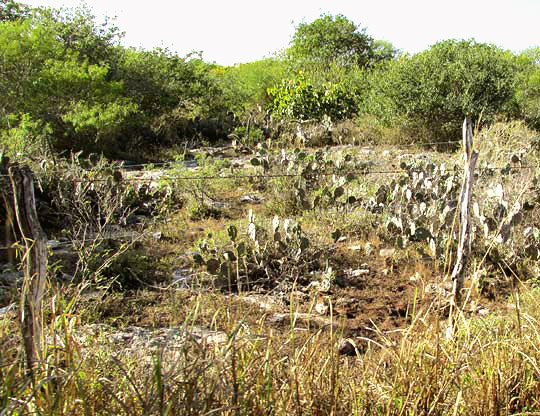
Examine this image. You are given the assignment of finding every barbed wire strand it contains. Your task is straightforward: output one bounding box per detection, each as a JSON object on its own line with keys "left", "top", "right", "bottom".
{"left": 1, "top": 163, "right": 538, "bottom": 183}
{"left": 62, "top": 164, "right": 537, "bottom": 183}
{"left": 120, "top": 140, "right": 464, "bottom": 169}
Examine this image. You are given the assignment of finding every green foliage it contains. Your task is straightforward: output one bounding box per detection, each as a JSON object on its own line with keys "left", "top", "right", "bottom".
{"left": 194, "top": 212, "right": 325, "bottom": 292}
{"left": 372, "top": 39, "right": 400, "bottom": 62}
{"left": 212, "top": 58, "right": 287, "bottom": 113}
{"left": 0, "top": 5, "right": 229, "bottom": 157}
{"left": 229, "top": 125, "right": 265, "bottom": 147}
{"left": 0, "top": 14, "right": 137, "bottom": 155}
{"left": 36, "top": 4, "right": 123, "bottom": 67}
{"left": 0, "top": 113, "right": 53, "bottom": 158}
{"left": 250, "top": 146, "right": 362, "bottom": 215}
{"left": 0, "top": 3, "right": 536, "bottom": 158}
{"left": 514, "top": 48, "right": 540, "bottom": 129}
{"left": 118, "top": 49, "right": 222, "bottom": 122}
{"left": 267, "top": 73, "right": 360, "bottom": 121}
{"left": 288, "top": 14, "right": 377, "bottom": 69}
{"left": 161, "top": 153, "right": 234, "bottom": 219}
{"left": 366, "top": 40, "right": 518, "bottom": 142}
{"left": 0, "top": 0, "right": 30, "bottom": 22}
{"left": 279, "top": 14, "right": 395, "bottom": 127}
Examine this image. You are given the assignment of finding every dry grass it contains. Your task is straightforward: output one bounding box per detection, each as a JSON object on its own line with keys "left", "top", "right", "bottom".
{"left": 3, "top": 121, "right": 540, "bottom": 415}
{"left": 1, "top": 285, "right": 540, "bottom": 415}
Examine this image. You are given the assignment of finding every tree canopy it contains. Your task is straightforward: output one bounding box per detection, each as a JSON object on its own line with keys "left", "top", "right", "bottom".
{"left": 1, "top": 5, "right": 539, "bottom": 157}
{"left": 366, "top": 39, "right": 519, "bottom": 141}
{"left": 288, "top": 14, "right": 379, "bottom": 68}
{"left": 0, "top": 2, "right": 228, "bottom": 157}
{"left": 0, "top": 0, "right": 30, "bottom": 22}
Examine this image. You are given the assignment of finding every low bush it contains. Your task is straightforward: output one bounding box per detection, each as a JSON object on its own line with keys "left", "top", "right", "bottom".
{"left": 365, "top": 40, "right": 519, "bottom": 143}
{"left": 267, "top": 73, "right": 360, "bottom": 122}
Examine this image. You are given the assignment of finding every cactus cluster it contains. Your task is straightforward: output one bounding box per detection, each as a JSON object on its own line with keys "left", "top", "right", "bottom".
{"left": 193, "top": 210, "right": 327, "bottom": 293}
{"left": 377, "top": 160, "right": 461, "bottom": 255}
{"left": 377, "top": 154, "right": 540, "bottom": 271}
{"left": 250, "top": 146, "right": 369, "bottom": 213}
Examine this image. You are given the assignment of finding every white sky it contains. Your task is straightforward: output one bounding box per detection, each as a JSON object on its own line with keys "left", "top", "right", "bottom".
{"left": 21, "top": 0, "right": 540, "bottom": 66}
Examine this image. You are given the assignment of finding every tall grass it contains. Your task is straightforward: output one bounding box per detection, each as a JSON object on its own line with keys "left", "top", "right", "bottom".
{"left": 1, "top": 286, "right": 540, "bottom": 415}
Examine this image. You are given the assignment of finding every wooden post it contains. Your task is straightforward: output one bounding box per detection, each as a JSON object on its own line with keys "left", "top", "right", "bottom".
{"left": 448, "top": 118, "right": 479, "bottom": 336}
{"left": 8, "top": 165, "right": 48, "bottom": 377}
{"left": 0, "top": 156, "right": 16, "bottom": 264}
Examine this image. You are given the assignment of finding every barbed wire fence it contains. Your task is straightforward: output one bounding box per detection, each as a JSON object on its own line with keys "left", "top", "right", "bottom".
{"left": 2, "top": 119, "right": 540, "bottom": 371}
{"left": 1, "top": 139, "right": 536, "bottom": 250}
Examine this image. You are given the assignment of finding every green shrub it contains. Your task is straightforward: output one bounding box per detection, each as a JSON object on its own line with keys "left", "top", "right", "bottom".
{"left": 366, "top": 39, "right": 518, "bottom": 142}
{"left": 0, "top": 113, "right": 53, "bottom": 158}
{"left": 514, "top": 48, "right": 540, "bottom": 129}
{"left": 212, "top": 58, "right": 287, "bottom": 114}
{"left": 287, "top": 14, "right": 381, "bottom": 69}
{"left": 267, "top": 73, "right": 360, "bottom": 121}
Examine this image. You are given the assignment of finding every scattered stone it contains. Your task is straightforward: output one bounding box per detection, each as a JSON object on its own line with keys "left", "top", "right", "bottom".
{"left": 201, "top": 331, "right": 228, "bottom": 345}
{"left": 267, "top": 312, "right": 338, "bottom": 330}
{"left": 0, "top": 271, "right": 21, "bottom": 285}
{"left": 424, "top": 281, "right": 453, "bottom": 296}
{"left": 152, "top": 231, "right": 162, "bottom": 240}
{"left": 172, "top": 269, "right": 192, "bottom": 288}
{"left": 410, "top": 272, "right": 421, "bottom": 281}
{"left": 337, "top": 236, "right": 348, "bottom": 243}
{"left": 364, "top": 242, "right": 374, "bottom": 255}
{"left": 241, "top": 294, "right": 282, "bottom": 312}
{"left": 210, "top": 201, "right": 229, "bottom": 210}
{"left": 338, "top": 338, "right": 366, "bottom": 356}
{"left": 289, "top": 290, "right": 308, "bottom": 303}
{"left": 348, "top": 245, "right": 363, "bottom": 251}
{"left": 106, "top": 325, "right": 230, "bottom": 350}
{"left": 184, "top": 159, "right": 198, "bottom": 169}
{"left": 47, "top": 240, "right": 62, "bottom": 250}
{"left": 381, "top": 150, "right": 391, "bottom": 157}
{"left": 127, "top": 214, "right": 148, "bottom": 225}
{"left": 110, "top": 331, "right": 136, "bottom": 343}
{"left": 315, "top": 299, "right": 330, "bottom": 315}
{"left": 0, "top": 303, "right": 16, "bottom": 315}
{"left": 350, "top": 269, "right": 370, "bottom": 277}
{"left": 379, "top": 248, "right": 396, "bottom": 258}
{"left": 467, "top": 301, "right": 490, "bottom": 316}
{"left": 240, "top": 195, "right": 263, "bottom": 204}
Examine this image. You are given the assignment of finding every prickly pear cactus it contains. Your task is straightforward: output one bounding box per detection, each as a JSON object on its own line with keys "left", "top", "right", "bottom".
{"left": 377, "top": 160, "right": 461, "bottom": 255}
{"left": 192, "top": 210, "right": 328, "bottom": 293}
{"left": 250, "top": 146, "right": 366, "bottom": 212}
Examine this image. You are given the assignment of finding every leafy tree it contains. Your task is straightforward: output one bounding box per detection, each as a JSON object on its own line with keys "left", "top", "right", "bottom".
{"left": 288, "top": 14, "right": 378, "bottom": 69}
{"left": 212, "top": 58, "right": 287, "bottom": 113}
{"left": 274, "top": 14, "right": 393, "bottom": 123}
{"left": 514, "top": 47, "right": 540, "bottom": 128}
{"left": 0, "top": 2, "right": 232, "bottom": 157}
{"left": 115, "top": 48, "right": 226, "bottom": 143}
{"left": 267, "top": 73, "right": 360, "bottom": 121}
{"left": 0, "top": 13, "right": 139, "bottom": 156}
{"left": 0, "top": 0, "right": 30, "bottom": 22}
{"left": 36, "top": 4, "right": 123, "bottom": 68}
{"left": 372, "top": 39, "right": 401, "bottom": 62}
{"left": 366, "top": 39, "right": 518, "bottom": 142}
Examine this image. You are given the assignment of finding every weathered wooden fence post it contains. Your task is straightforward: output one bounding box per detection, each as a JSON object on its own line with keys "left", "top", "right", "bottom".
{"left": 448, "top": 118, "right": 479, "bottom": 336}
{"left": 0, "top": 157, "right": 16, "bottom": 264}
{"left": 7, "top": 164, "right": 48, "bottom": 377}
